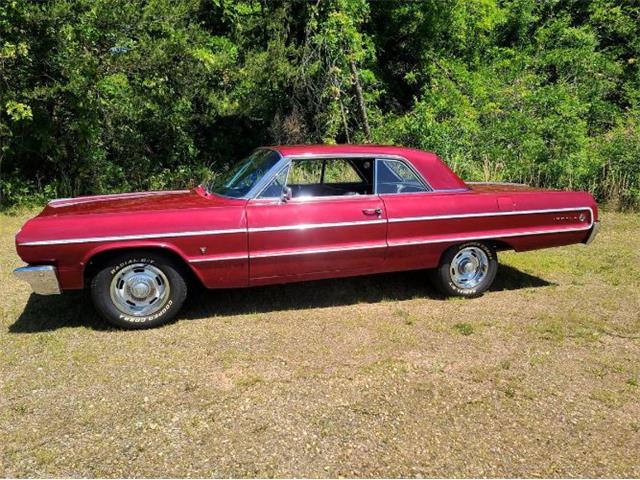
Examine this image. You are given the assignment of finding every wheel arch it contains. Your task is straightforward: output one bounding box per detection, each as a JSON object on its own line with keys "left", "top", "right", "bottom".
{"left": 82, "top": 243, "right": 204, "bottom": 288}
{"left": 436, "top": 238, "right": 513, "bottom": 265}
{"left": 487, "top": 239, "right": 515, "bottom": 253}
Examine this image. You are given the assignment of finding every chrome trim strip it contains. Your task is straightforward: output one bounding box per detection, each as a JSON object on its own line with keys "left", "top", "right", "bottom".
{"left": 251, "top": 243, "right": 387, "bottom": 259}
{"left": 191, "top": 220, "right": 594, "bottom": 262}
{"left": 388, "top": 224, "right": 593, "bottom": 248}
{"left": 389, "top": 207, "right": 594, "bottom": 224}
{"left": 248, "top": 218, "right": 385, "bottom": 233}
{"left": 189, "top": 254, "right": 247, "bottom": 263}
{"left": 13, "top": 265, "right": 61, "bottom": 295}
{"left": 252, "top": 153, "right": 437, "bottom": 199}
{"left": 19, "top": 228, "right": 246, "bottom": 246}
{"left": 20, "top": 207, "right": 594, "bottom": 247}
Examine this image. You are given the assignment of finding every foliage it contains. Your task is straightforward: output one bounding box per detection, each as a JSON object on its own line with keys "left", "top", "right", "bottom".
{"left": 0, "top": 0, "right": 639, "bottom": 208}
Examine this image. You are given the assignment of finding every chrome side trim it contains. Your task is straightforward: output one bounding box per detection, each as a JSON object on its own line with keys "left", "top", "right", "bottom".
{"left": 189, "top": 220, "right": 594, "bottom": 262}
{"left": 389, "top": 207, "right": 594, "bottom": 224}
{"left": 19, "top": 228, "right": 246, "bottom": 246}
{"left": 248, "top": 218, "right": 385, "bottom": 233}
{"left": 189, "top": 254, "right": 247, "bottom": 263}
{"left": 584, "top": 221, "right": 600, "bottom": 245}
{"left": 19, "top": 207, "right": 595, "bottom": 247}
{"left": 388, "top": 224, "right": 593, "bottom": 248}
{"left": 13, "top": 265, "right": 61, "bottom": 295}
{"left": 251, "top": 243, "right": 387, "bottom": 259}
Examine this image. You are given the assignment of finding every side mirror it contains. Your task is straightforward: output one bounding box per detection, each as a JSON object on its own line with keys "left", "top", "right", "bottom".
{"left": 280, "top": 186, "right": 292, "bottom": 203}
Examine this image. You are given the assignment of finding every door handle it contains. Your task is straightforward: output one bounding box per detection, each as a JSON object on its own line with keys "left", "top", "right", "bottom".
{"left": 362, "top": 208, "right": 382, "bottom": 216}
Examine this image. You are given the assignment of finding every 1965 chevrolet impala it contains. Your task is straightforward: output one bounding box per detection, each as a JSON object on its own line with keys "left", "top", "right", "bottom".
{"left": 14, "top": 145, "right": 600, "bottom": 328}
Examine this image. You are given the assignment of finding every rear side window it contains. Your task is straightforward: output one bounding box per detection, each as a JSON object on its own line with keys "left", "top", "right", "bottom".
{"left": 323, "top": 159, "right": 362, "bottom": 183}
{"left": 376, "top": 159, "right": 429, "bottom": 194}
{"left": 288, "top": 159, "right": 322, "bottom": 185}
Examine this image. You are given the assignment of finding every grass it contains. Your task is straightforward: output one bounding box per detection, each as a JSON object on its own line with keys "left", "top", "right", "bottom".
{"left": 1, "top": 209, "right": 639, "bottom": 477}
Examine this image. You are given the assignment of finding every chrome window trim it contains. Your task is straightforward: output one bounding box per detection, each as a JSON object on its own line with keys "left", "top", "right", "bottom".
{"left": 250, "top": 153, "right": 432, "bottom": 200}
{"left": 241, "top": 148, "right": 287, "bottom": 199}
{"left": 254, "top": 161, "right": 291, "bottom": 199}
{"left": 250, "top": 193, "right": 381, "bottom": 203}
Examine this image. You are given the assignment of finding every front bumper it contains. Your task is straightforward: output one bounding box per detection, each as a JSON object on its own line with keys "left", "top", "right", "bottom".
{"left": 584, "top": 221, "right": 600, "bottom": 245}
{"left": 13, "top": 265, "right": 62, "bottom": 295}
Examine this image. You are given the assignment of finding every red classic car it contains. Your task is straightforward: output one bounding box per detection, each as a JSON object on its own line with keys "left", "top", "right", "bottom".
{"left": 14, "top": 145, "right": 599, "bottom": 328}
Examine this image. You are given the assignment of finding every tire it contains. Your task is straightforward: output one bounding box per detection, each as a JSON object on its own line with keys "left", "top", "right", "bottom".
{"left": 432, "top": 242, "right": 498, "bottom": 298}
{"left": 90, "top": 251, "right": 188, "bottom": 329}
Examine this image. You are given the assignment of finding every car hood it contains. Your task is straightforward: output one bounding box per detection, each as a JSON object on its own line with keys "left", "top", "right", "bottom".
{"left": 38, "top": 187, "right": 238, "bottom": 217}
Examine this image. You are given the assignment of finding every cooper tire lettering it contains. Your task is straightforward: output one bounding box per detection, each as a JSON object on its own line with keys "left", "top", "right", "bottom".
{"left": 432, "top": 241, "right": 498, "bottom": 299}
{"left": 91, "top": 252, "right": 186, "bottom": 329}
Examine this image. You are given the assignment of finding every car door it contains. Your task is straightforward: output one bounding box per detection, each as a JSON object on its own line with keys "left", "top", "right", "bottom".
{"left": 376, "top": 157, "right": 447, "bottom": 270}
{"left": 246, "top": 157, "right": 387, "bottom": 284}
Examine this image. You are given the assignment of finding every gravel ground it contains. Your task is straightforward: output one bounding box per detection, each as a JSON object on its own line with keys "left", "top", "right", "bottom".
{"left": 1, "top": 209, "right": 639, "bottom": 477}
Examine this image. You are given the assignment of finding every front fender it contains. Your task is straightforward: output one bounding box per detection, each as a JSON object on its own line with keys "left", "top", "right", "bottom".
{"left": 80, "top": 241, "right": 206, "bottom": 286}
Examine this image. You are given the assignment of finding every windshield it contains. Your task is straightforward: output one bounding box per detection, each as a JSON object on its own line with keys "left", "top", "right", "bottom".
{"left": 205, "top": 149, "right": 281, "bottom": 198}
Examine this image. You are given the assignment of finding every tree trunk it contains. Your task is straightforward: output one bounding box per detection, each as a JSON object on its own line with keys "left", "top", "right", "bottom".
{"left": 349, "top": 59, "right": 371, "bottom": 142}
{"left": 339, "top": 98, "right": 351, "bottom": 144}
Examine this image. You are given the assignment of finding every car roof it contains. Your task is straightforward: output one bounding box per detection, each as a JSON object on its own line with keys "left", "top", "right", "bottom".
{"left": 267, "top": 144, "right": 468, "bottom": 191}
{"left": 269, "top": 144, "right": 435, "bottom": 158}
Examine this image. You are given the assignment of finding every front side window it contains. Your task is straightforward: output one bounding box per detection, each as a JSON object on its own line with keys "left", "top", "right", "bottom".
{"left": 206, "top": 149, "right": 280, "bottom": 198}
{"left": 258, "top": 167, "right": 289, "bottom": 199}
{"left": 376, "top": 159, "right": 428, "bottom": 194}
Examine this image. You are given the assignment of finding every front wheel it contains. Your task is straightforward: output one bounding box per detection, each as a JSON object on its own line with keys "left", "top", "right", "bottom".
{"left": 90, "top": 252, "right": 188, "bottom": 329}
{"left": 432, "top": 242, "right": 497, "bottom": 297}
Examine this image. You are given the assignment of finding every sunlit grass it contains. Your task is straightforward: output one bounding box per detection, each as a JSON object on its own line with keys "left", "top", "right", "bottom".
{"left": 1, "top": 209, "right": 639, "bottom": 477}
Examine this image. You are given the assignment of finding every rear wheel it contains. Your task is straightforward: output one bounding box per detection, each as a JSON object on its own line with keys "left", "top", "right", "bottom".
{"left": 432, "top": 242, "right": 497, "bottom": 297}
{"left": 90, "top": 252, "right": 187, "bottom": 329}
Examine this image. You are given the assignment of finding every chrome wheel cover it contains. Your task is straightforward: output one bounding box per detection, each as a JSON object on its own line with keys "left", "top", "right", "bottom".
{"left": 450, "top": 246, "right": 489, "bottom": 289}
{"left": 109, "top": 263, "right": 170, "bottom": 317}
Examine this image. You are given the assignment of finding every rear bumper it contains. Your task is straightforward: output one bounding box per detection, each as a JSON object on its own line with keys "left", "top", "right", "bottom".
{"left": 584, "top": 221, "right": 600, "bottom": 245}
{"left": 13, "top": 265, "right": 62, "bottom": 295}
